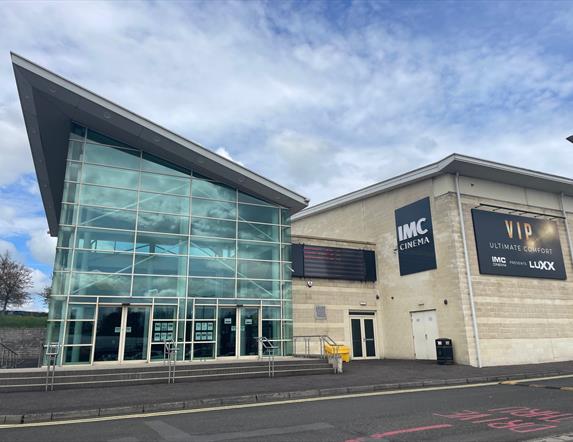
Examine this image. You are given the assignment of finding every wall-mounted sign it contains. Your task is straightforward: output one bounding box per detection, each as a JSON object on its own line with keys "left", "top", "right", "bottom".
{"left": 471, "top": 209, "right": 566, "bottom": 280}
{"left": 395, "top": 197, "right": 437, "bottom": 276}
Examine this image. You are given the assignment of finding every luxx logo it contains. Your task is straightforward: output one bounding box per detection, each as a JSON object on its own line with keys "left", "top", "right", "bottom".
{"left": 398, "top": 218, "right": 428, "bottom": 241}
{"left": 529, "top": 261, "right": 556, "bottom": 271}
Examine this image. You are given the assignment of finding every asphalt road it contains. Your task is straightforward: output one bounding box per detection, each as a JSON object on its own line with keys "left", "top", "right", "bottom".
{"left": 2, "top": 379, "right": 573, "bottom": 442}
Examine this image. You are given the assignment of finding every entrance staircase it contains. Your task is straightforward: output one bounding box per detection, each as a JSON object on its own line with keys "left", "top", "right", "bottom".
{"left": 0, "top": 358, "right": 333, "bottom": 392}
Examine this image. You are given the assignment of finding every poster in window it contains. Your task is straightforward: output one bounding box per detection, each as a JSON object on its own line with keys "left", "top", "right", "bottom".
{"left": 160, "top": 332, "right": 167, "bottom": 341}
{"left": 154, "top": 333, "right": 161, "bottom": 342}
{"left": 154, "top": 323, "right": 161, "bottom": 332}
{"left": 207, "top": 322, "right": 213, "bottom": 331}
{"left": 207, "top": 332, "right": 213, "bottom": 340}
{"left": 167, "top": 323, "right": 174, "bottom": 332}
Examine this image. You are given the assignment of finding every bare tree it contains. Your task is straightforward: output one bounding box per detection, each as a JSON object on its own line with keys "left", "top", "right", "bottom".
{"left": 41, "top": 285, "right": 51, "bottom": 307}
{"left": 0, "top": 252, "right": 33, "bottom": 313}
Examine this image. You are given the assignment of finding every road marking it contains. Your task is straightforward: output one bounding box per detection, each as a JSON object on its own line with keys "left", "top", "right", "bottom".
{"left": 189, "top": 422, "right": 333, "bottom": 442}
{"left": 0, "top": 381, "right": 506, "bottom": 430}
{"left": 345, "top": 424, "right": 453, "bottom": 442}
{"left": 502, "top": 374, "right": 573, "bottom": 385}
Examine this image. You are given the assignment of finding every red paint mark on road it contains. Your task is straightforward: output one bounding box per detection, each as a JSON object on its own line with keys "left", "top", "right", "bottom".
{"left": 344, "top": 424, "right": 452, "bottom": 442}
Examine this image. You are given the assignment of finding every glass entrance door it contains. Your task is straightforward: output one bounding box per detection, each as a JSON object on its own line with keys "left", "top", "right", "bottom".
{"left": 240, "top": 307, "right": 259, "bottom": 356}
{"left": 350, "top": 316, "right": 377, "bottom": 359}
{"left": 123, "top": 307, "right": 151, "bottom": 361}
{"left": 218, "top": 307, "right": 237, "bottom": 357}
{"left": 94, "top": 305, "right": 151, "bottom": 363}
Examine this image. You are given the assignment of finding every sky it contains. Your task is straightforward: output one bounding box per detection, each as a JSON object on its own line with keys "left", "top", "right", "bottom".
{"left": 1, "top": 0, "right": 573, "bottom": 311}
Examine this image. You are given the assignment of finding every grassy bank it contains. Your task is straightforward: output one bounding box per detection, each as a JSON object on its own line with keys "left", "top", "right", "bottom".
{"left": 0, "top": 315, "right": 48, "bottom": 328}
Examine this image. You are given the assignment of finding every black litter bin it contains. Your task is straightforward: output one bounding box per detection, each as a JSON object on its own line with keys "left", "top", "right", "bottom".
{"left": 435, "top": 338, "right": 454, "bottom": 365}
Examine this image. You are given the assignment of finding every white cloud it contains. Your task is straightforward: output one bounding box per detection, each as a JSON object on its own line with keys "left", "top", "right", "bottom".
{"left": 215, "top": 147, "right": 244, "bottom": 166}
{"left": 26, "top": 230, "right": 57, "bottom": 266}
{"left": 0, "top": 239, "right": 20, "bottom": 260}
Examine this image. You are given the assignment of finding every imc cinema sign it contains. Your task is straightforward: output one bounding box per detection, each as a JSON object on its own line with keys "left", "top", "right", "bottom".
{"left": 472, "top": 209, "right": 566, "bottom": 280}
{"left": 394, "top": 197, "right": 437, "bottom": 276}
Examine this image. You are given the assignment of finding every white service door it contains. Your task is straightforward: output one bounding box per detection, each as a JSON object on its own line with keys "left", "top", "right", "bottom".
{"left": 411, "top": 310, "right": 439, "bottom": 360}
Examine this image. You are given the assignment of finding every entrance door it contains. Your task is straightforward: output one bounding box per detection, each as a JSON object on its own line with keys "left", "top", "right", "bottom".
{"left": 240, "top": 307, "right": 259, "bottom": 356}
{"left": 218, "top": 307, "right": 237, "bottom": 357}
{"left": 94, "top": 305, "right": 151, "bottom": 363}
{"left": 350, "top": 317, "right": 377, "bottom": 359}
{"left": 411, "top": 310, "right": 439, "bottom": 360}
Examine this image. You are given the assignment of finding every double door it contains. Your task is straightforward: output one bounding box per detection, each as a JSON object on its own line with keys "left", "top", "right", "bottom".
{"left": 218, "top": 307, "right": 260, "bottom": 358}
{"left": 350, "top": 316, "right": 377, "bottom": 359}
{"left": 94, "top": 305, "right": 150, "bottom": 363}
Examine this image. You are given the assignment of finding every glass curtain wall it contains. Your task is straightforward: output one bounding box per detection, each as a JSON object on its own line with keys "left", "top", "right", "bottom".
{"left": 47, "top": 123, "right": 293, "bottom": 364}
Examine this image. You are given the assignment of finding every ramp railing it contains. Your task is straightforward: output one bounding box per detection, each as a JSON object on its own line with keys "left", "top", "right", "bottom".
{"left": 292, "top": 335, "right": 344, "bottom": 373}
{"left": 163, "top": 340, "right": 177, "bottom": 384}
{"left": 0, "top": 341, "right": 19, "bottom": 369}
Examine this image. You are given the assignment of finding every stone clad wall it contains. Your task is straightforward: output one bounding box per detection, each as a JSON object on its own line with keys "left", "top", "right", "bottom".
{"left": 292, "top": 172, "right": 573, "bottom": 367}
{"left": 0, "top": 327, "right": 45, "bottom": 367}
{"left": 457, "top": 176, "right": 573, "bottom": 366}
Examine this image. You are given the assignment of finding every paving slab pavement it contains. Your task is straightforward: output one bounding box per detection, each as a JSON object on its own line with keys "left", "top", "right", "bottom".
{"left": 0, "top": 359, "right": 572, "bottom": 423}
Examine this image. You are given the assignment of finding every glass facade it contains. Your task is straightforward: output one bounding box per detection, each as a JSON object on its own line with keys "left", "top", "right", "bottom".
{"left": 48, "top": 123, "right": 293, "bottom": 364}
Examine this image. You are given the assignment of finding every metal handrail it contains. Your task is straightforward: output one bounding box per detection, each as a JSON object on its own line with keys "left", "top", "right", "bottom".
{"left": 163, "top": 340, "right": 177, "bottom": 384}
{"left": 256, "top": 337, "right": 277, "bottom": 377}
{"left": 0, "top": 341, "right": 19, "bottom": 369}
{"left": 292, "top": 335, "right": 344, "bottom": 373}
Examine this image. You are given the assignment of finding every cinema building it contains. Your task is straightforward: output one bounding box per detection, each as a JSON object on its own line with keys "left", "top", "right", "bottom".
{"left": 13, "top": 54, "right": 573, "bottom": 367}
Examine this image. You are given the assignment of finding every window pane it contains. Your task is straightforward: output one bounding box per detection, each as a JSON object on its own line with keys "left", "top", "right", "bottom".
{"left": 57, "top": 226, "right": 74, "bottom": 248}
{"left": 54, "top": 249, "right": 72, "bottom": 271}
{"left": 136, "top": 233, "right": 187, "bottom": 255}
{"left": 76, "top": 228, "right": 134, "bottom": 252}
{"left": 192, "top": 199, "right": 236, "bottom": 220}
{"left": 48, "top": 297, "right": 66, "bottom": 319}
{"left": 188, "top": 278, "right": 235, "bottom": 298}
{"left": 66, "top": 321, "right": 94, "bottom": 345}
{"left": 189, "top": 238, "right": 235, "bottom": 258}
{"left": 134, "top": 254, "right": 187, "bottom": 276}
{"left": 74, "top": 250, "right": 133, "bottom": 273}
{"left": 84, "top": 143, "right": 140, "bottom": 169}
{"left": 194, "top": 306, "right": 216, "bottom": 319}
{"left": 262, "top": 320, "right": 281, "bottom": 339}
{"left": 68, "top": 304, "right": 95, "bottom": 320}
{"left": 62, "top": 183, "right": 79, "bottom": 204}
{"left": 81, "top": 163, "right": 139, "bottom": 189}
{"left": 154, "top": 305, "right": 177, "bottom": 319}
{"left": 86, "top": 129, "right": 132, "bottom": 148}
{"left": 137, "top": 212, "right": 189, "bottom": 235}
{"left": 262, "top": 306, "right": 281, "bottom": 319}
{"left": 281, "top": 244, "right": 291, "bottom": 261}
{"left": 189, "top": 258, "right": 235, "bottom": 278}
{"left": 238, "top": 222, "right": 278, "bottom": 242}
{"left": 70, "top": 273, "right": 132, "bottom": 296}
{"left": 70, "top": 123, "right": 86, "bottom": 140}
{"left": 140, "top": 172, "right": 190, "bottom": 196}
{"left": 138, "top": 192, "right": 189, "bottom": 215}
{"left": 60, "top": 204, "right": 78, "bottom": 225}
{"left": 191, "top": 218, "right": 236, "bottom": 239}
{"left": 237, "top": 260, "right": 280, "bottom": 280}
{"left": 238, "top": 204, "right": 278, "bottom": 224}
{"left": 65, "top": 161, "right": 82, "bottom": 182}
{"left": 237, "top": 279, "right": 280, "bottom": 299}
{"left": 80, "top": 184, "right": 138, "bottom": 210}
{"left": 238, "top": 191, "right": 273, "bottom": 206}
{"left": 238, "top": 241, "right": 280, "bottom": 261}
{"left": 52, "top": 272, "right": 70, "bottom": 296}
{"left": 142, "top": 152, "right": 190, "bottom": 177}
{"left": 281, "top": 209, "right": 290, "bottom": 225}
{"left": 64, "top": 346, "right": 92, "bottom": 364}
{"left": 78, "top": 207, "right": 136, "bottom": 231}
{"left": 191, "top": 179, "right": 236, "bottom": 201}
{"left": 281, "top": 226, "right": 291, "bottom": 243}
{"left": 67, "top": 140, "right": 84, "bottom": 161}
{"left": 132, "top": 275, "right": 185, "bottom": 297}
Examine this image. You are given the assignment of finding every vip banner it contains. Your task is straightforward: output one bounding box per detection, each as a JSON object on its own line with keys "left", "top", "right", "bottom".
{"left": 471, "top": 209, "right": 566, "bottom": 280}
{"left": 395, "top": 197, "right": 437, "bottom": 276}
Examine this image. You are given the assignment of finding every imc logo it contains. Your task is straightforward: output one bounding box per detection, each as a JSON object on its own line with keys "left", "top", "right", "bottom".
{"left": 529, "top": 260, "right": 556, "bottom": 271}
{"left": 491, "top": 256, "right": 506, "bottom": 265}
{"left": 505, "top": 220, "right": 533, "bottom": 240}
{"left": 397, "top": 218, "right": 428, "bottom": 241}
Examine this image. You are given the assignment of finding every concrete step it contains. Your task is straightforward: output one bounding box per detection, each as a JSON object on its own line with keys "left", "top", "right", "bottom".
{"left": 0, "top": 359, "right": 334, "bottom": 391}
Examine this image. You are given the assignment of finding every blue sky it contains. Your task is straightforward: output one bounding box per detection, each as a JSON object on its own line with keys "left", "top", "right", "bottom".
{"left": 1, "top": 0, "right": 572, "bottom": 310}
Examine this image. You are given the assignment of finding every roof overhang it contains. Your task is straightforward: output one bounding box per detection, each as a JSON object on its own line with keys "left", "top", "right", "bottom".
{"left": 11, "top": 53, "right": 309, "bottom": 236}
{"left": 293, "top": 153, "right": 573, "bottom": 221}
